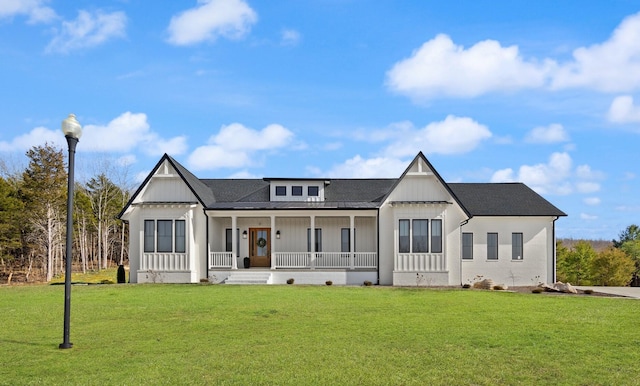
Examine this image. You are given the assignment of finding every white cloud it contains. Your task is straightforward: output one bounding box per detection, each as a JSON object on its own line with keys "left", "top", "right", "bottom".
{"left": 575, "top": 182, "right": 600, "bottom": 194}
{"left": 491, "top": 152, "right": 605, "bottom": 196}
{"left": 583, "top": 197, "right": 601, "bottom": 206}
{"left": 491, "top": 152, "right": 573, "bottom": 195}
{"left": 576, "top": 164, "right": 605, "bottom": 180}
{"left": 187, "top": 123, "right": 294, "bottom": 170}
{"left": 167, "top": 0, "right": 257, "bottom": 46}
{"left": 116, "top": 155, "right": 136, "bottom": 167}
{"left": 0, "top": 0, "right": 56, "bottom": 24}
{"left": 580, "top": 213, "right": 598, "bottom": 220}
{"left": 608, "top": 95, "right": 640, "bottom": 123}
{"left": 552, "top": 12, "right": 640, "bottom": 92}
{"left": 0, "top": 126, "right": 64, "bottom": 151}
{"left": 0, "top": 112, "right": 186, "bottom": 156}
{"left": 46, "top": 10, "right": 126, "bottom": 54}
{"left": 280, "top": 29, "right": 301, "bottom": 46}
{"left": 82, "top": 112, "right": 187, "bottom": 156}
{"left": 525, "top": 123, "right": 569, "bottom": 143}
{"left": 384, "top": 115, "right": 492, "bottom": 157}
{"left": 321, "top": 155, "right": 408, "bottom": 178}
{"left": 386, "top": 34, "right": 551, "bottom": 99}
{"left": 387, "top": 12, "right": 640, "bottom": 99}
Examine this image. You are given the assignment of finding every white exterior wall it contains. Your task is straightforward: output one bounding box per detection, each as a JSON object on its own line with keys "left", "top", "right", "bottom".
{"left": 379, "top": 157, "right": 469, "bottom": 286}
{"left": 459, "top": 216, "right": 556, "bottom": 286}
{"left": 123, "top": 160, "right": 209, "bottom": 283}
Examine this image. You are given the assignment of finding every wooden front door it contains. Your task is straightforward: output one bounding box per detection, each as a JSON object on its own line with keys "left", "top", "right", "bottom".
{"left": 249, "top": 228, "right": 271, "bottom": 267}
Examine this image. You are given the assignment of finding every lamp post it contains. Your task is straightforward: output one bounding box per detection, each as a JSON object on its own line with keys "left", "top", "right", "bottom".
{"left": 60, "top": 114, "right": 82, "bottom": 350}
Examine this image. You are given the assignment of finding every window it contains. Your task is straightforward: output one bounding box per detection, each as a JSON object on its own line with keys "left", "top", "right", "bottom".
{"left": 275, "top": 186, "right": 286, "bottom": 196}
{"left": 512, "top": 233, "right": 523, "bottom": 260}
{"left": 399, "top": 220, "right": 410, "bottom": 253}
{"left": 307, "top": 228, "right": 322, "bottom": 252}
{"left": 292, "top": 186, "right": 303, "bottom": 196}
{"left": 225, "top": 228, "right": 240, "bottom": 256}
{"left": 144, "top": 220, "right": 155, "bottom": 253}
{"left": 462, "top": 233, "right": 473, "bottom": 259}
{"left": 157, "top": 220, "right": 173, "bottom": 252}
{"left": 487, "top": 233, "right": 498, "bottom": 260}
{"left": 341, "top": 228, "right": 350, "bottom": 253}
{"left": 431, "top": 219, "right": 442, "bottom": 253}
{"left": 308, "top": 186, "right": 319, "bottom": 196}
{"left": 412, "top": 220, "right": 429, "bottom": 253}
{"left": 175, "top": 220, "right": 185, "bottom": 253}
{"left": 143, "top": 220, "right": 186, "bottom": 253}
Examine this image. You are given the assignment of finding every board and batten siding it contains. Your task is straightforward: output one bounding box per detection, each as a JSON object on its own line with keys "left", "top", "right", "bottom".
{"left": 459, "top": 216, "right": 556, "bottom": 286}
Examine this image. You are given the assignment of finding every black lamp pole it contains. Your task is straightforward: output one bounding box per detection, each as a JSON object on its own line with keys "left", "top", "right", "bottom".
{"left": 60, "top": 114, "right": 81, "bottom": 350}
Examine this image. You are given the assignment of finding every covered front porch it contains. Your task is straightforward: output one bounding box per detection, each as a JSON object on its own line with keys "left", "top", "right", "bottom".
{"left": 205, "top": 208, "right": 379, "bottom": 284}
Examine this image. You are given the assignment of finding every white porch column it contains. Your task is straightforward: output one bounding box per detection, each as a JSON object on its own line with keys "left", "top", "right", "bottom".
{"left": 231, "top": 215, "right": 238, "bottom": 270}
{"left": 349, "top": 215, "right": 355, "bottom": 269}
{"left": 310, "top": 215, "right": 315, "bottom": 270}
{"left": 270, "top": 215, "right": 276, "bottom": 269}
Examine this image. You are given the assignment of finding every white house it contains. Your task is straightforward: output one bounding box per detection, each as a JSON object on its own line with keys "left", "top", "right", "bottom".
{"left": 118, "top": 152, "right": 566, "bottom": 286}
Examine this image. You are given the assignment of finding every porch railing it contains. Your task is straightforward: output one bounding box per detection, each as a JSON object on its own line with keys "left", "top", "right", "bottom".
{"left": 394, "top": 253, "right": 446, "bottom": 272}
{"left": 141, "top": 253, "right": 189, "bottom": 271}
{"left": 209, "top": 251, "right": 377, "bottom": 269}
{"left": 210, "top": 252, "right": 233, "bottom": 268}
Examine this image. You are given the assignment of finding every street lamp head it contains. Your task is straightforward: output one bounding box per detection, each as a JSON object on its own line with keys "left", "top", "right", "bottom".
{"left": 61, "top": 114, "right": 82, "bottom": 139}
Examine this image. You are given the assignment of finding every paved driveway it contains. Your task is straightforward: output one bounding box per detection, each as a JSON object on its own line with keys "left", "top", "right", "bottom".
{"left": 575, "top": 286, "right": 640, "bottom": 299}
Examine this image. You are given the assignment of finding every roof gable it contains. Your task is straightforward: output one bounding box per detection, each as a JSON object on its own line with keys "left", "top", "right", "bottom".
{"left": 381, "top": 152, "right": 471, "bottom": 217}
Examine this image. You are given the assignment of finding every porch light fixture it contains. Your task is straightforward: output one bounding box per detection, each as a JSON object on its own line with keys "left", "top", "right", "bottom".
{"left": 60, "top": 114, "right": 82, "bottom": 349}
{"left": 276, "top": 230, "right": 281, "bottom": 239}
{"left": 242, "top": 230, "right": 247, "bottom": 239}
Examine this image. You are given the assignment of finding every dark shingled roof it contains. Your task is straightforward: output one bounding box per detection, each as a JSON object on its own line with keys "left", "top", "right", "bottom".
{"left": 449, "top": 183, "right": 567, "bottom": 217}
{"left": 120, "top": 153, "right": 566, "bottom": 218}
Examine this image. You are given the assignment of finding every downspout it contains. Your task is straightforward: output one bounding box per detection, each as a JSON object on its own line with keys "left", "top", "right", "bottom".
{"left": 204, "top": 208, "right": 209, "bottom": 279}
{"left": 376, "top": 208, "right": 380, "bottom": 285}
{"left": 459, "top": 218, "right": 469, "bottom": 286}
{"left": 552, "top": 216, "right": 558, "bottom": 283}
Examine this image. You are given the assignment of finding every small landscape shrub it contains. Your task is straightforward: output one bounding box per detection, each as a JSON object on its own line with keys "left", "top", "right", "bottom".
{"left": 532, "top": 287, "right": 543, "bottom": 294}
{"left": 584, "top": 289, "right": 594, "bottom": 295}
{"left": 493, "top": 285, "right": 505, "bottom": 291}
{"left": 462, "top": 284, "right": 471, "bottom": 289}
{"left": 199, "top": 278, "right": 209, "bottom": 283}
{"left": 286, "top": 278, "right": 294, "bottom": 285}
{"left": 325, "top": 280, "right": 333, "bottom": 286}
{"left": 363, "top": 280, "right": 372, "bottom": 286}
{"left": 100, "top": 279, "right": 114, "bottom": 284}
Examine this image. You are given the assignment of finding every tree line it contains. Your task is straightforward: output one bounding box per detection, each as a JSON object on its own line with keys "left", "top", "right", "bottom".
{"left": 557, "top": 225, "right": 640, "bottom": 286}
{"left": 0, "top": 144, "right": 131, "bottom": 283}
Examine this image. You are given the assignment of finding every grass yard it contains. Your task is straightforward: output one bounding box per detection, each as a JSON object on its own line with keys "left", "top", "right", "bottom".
{"left": 1, "top": 284, "right": 639, "bottom": 385}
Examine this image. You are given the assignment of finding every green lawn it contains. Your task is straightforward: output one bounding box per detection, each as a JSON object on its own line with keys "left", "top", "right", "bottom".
{"left": 1, "top": 284, "right": 638, "bottom": 385}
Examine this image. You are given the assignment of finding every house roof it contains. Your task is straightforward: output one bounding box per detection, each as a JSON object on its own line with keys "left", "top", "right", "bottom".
{"left": 448, "top": 183, "right": 567, "bottom": 217}
{"left": 119, "top": 153, "right": 566, "bottom": 219}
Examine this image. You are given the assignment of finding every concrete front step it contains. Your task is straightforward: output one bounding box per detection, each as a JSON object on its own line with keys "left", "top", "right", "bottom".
{"left": 225, "top": 271, "right": 272, "bottom": 285}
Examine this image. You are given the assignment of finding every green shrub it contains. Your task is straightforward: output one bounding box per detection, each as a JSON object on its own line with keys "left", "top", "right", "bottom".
{"left": 462, "top": 284, "right": 471, "bottom": 289}
{"left": 100, "top": 279, "right": 114, "bottom": 284}
{"left": 493, "top": 285, "right": 505, "bottom": 291}
{"left": 286, "top": 278, "right": 294, "bottom": 285}
{"left": 584, "top": 289, "right": 594, "bottom": 295}
{"left": 532, "top": 288, "right": 543, "bottom": 294}
{"left": 325, "top": 280, "right": 333, "bottom": 286}
{"left": 363, "top": 280, "right": 372, "bottom": 286}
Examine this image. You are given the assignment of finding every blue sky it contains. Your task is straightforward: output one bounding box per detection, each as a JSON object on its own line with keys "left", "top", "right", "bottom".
{"left": 1, "top": 0, "right": 639, "bottom": 240}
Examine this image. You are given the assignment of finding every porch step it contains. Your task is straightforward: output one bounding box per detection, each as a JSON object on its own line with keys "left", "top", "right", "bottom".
{"left": 225, "top": 271, "right": 271, "bottom": 285}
